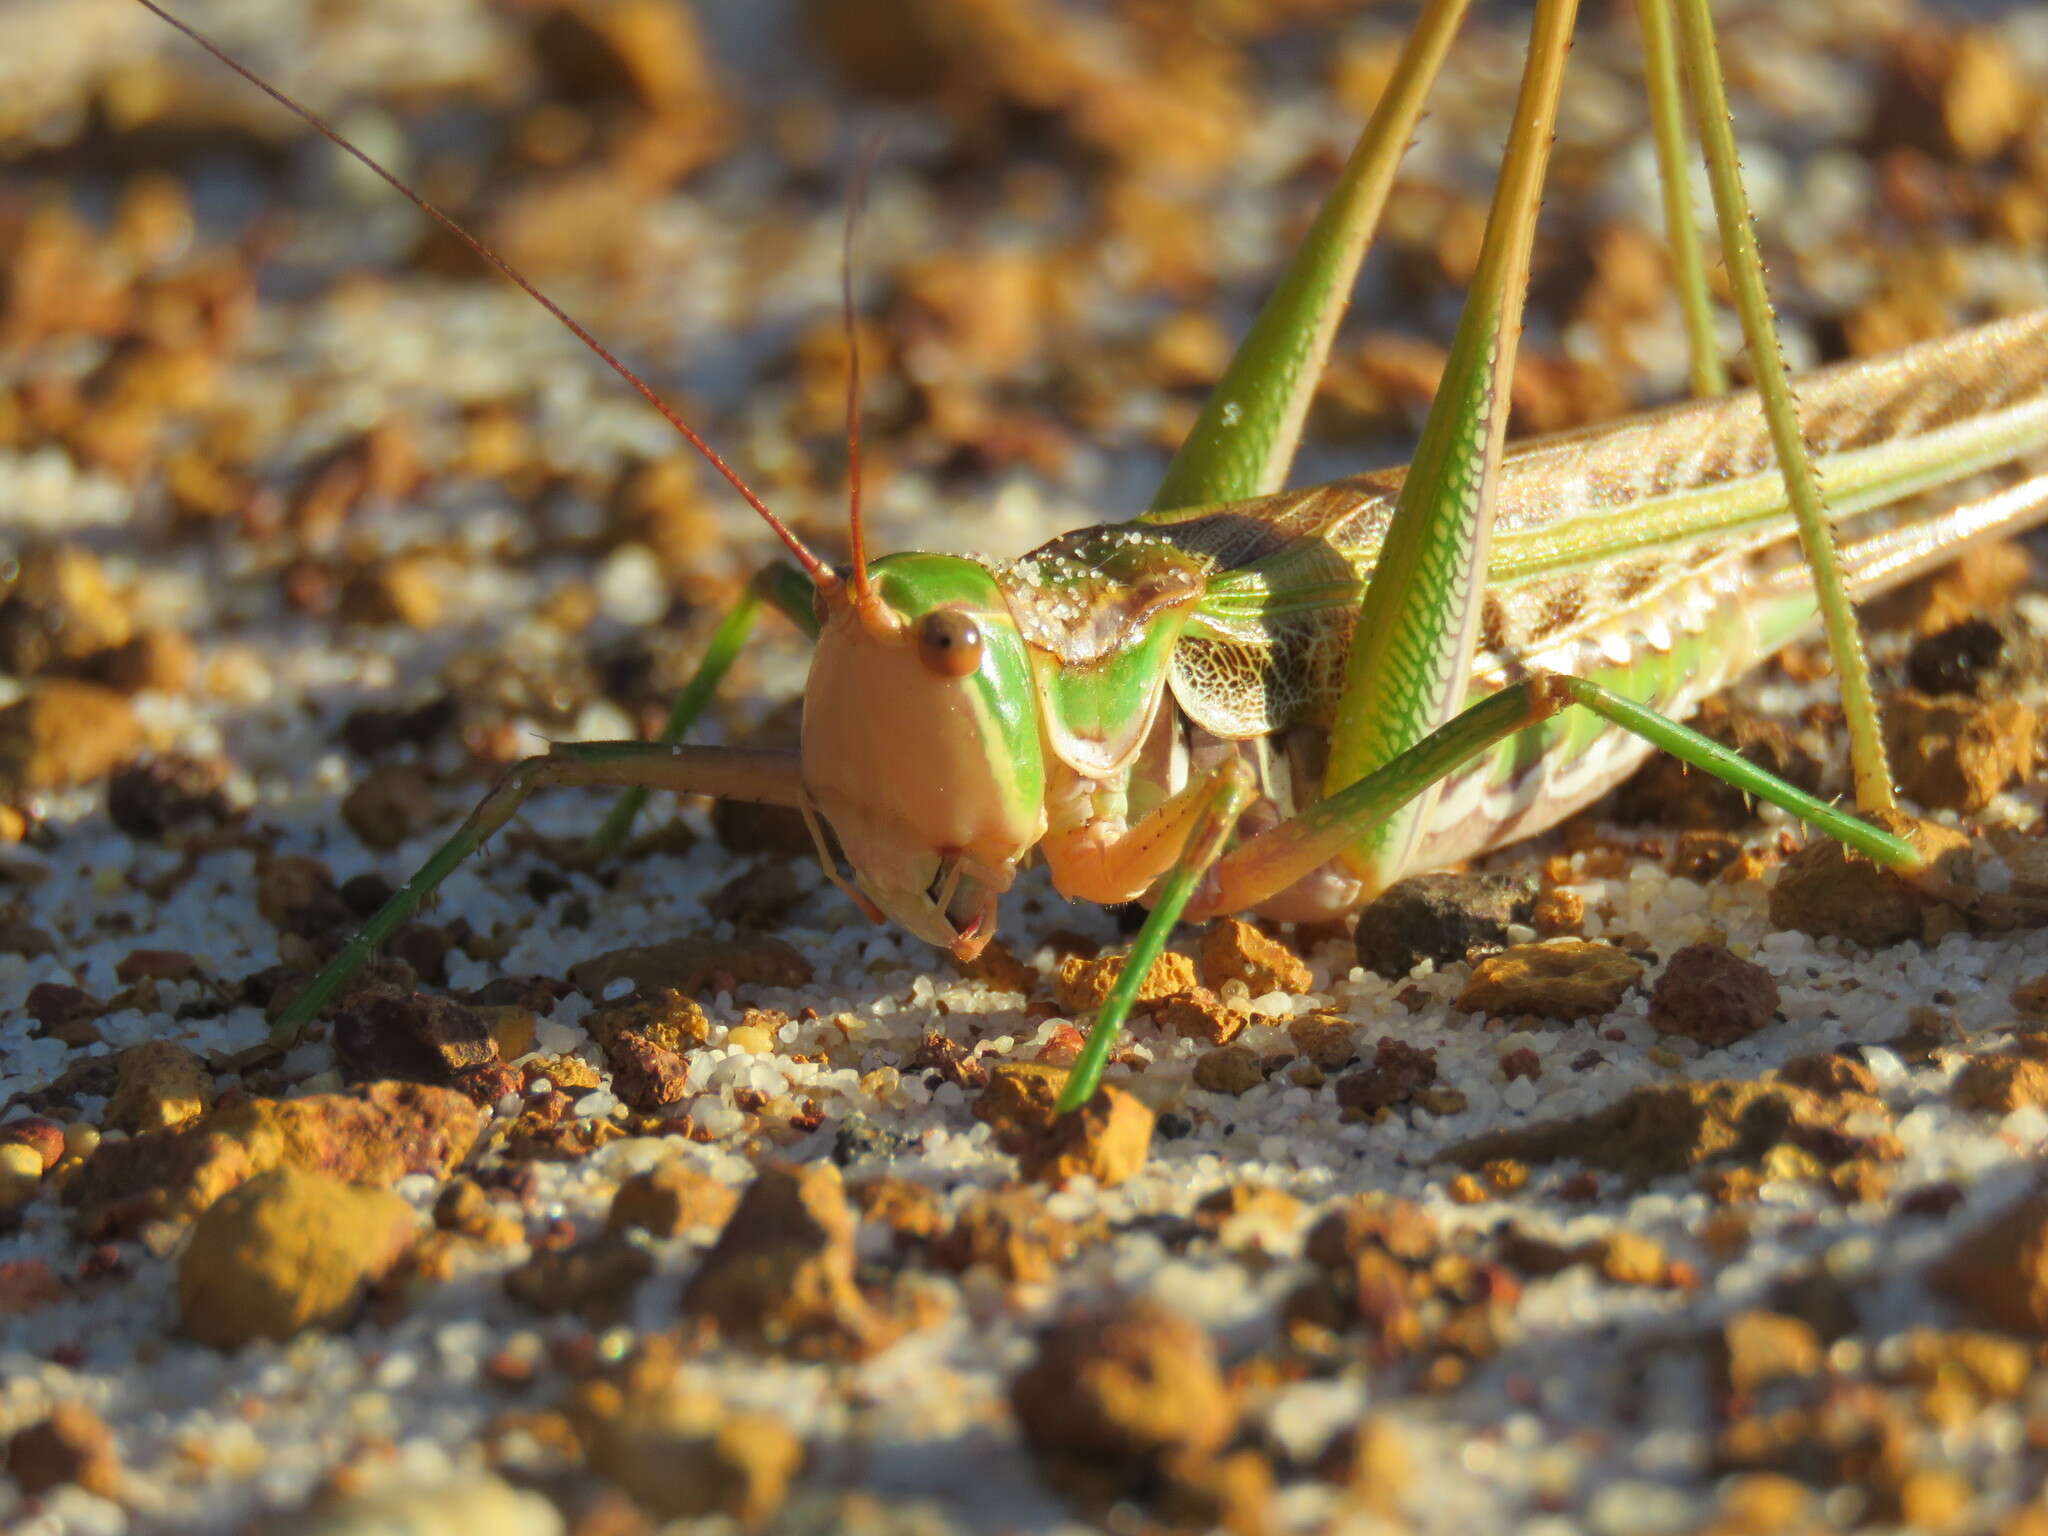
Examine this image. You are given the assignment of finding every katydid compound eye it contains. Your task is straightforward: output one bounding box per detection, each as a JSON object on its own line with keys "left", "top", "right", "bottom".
{"left": 916, "top": 610, "right": 983, "bottom": 678}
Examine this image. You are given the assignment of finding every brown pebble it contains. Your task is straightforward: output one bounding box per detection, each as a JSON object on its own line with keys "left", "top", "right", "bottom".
{"left": 1952, "top": 1054, "right": 2048, "bottom": 1114}
{"left": 0, "top": 1117, "right": 66, "bottom": 1172}
{"left": 1287, "top": 1012, "right": 1359, "bottom": 1071}
{"left": 602, "top": 1031, "right": 690, "bottom": 1110}
{"left": 5, "top": 1401, "right": 121, "bottom": 1498}
{"left": 931, "top": 1187, "right": 1082, "bottom": 1282}
{"left": 1930, "top": 1191, "right": 2048, "bottom": 1335}
{"left": 1198, "top": 917, "right": 1311, "bottom": 995}
{"left": 1455, "top": 940, "right": 1644, "bottom": 1022}
{"left": 1010, "top": 1299, "right": 1235, "bottom": 1482}
{"left": 846, "top": 1176, "right": 945, "bottom": 1243}
{"left": 177, "top": 1167, "right": 418, "bottom": 1349}
{"left": 0, "top": 681, "right": 141, "bottom": 798}
{"left": 571, "top": 1382, "right": 801, "bottom": 1528}
{"left": 104, "top": 1040, "right": 213, "bottom": 1134}
{"left": 1767, "top": 809, "right": 1972, "bottom": 948}
{"left": 504, "top": 1234, "right": 653, "bottom": 1326}
{"left": 341, "top": 763, "right": 439, "bottom": 849}
{"left": 569, "top": 934, "right": 812, "bottom": 998}
{"left": 338, "top": 554, "right": 445, "bottom": 629}
{"left": 1154, "top": 987, "right": 1246, "bottom": 1045}
{"left": 1648, "top": 943, "right": 1780, "bottom": 1049}
{"left": 1055, "top": 948, "right": 1198, "bottom": 1013}
{"left": 25, "top": 983, "right": 105, "bottom": 1044}
{"left": 1530, "top": 886, "right": 1583, "bottom": 936}
{"left": 1335, "top": 1037, "right": 1440, "bottom": 1113}
{"left": 607, "top": 1160, "right": 737, "bottom": 1238}
{"left": 1016, "top": 1085, "right": 1154, "bottom": 1188}
{"left": 1193, "top": 1044, "right": 1265, "bottom": 1096}
{"left": 1719, "top": 1309, "right": 1823, "bottom": 1396}
{"left": 1776, "top": 1052, "right": 1878, "bottom": 1100}
{"left": 680, "top": 1161, "right": 884, "bottom": 1357}
{"left": 1883, "top": 690, "right": 2036, "bottom": 813}
{"left": 106, "top": 753, "right": 234, "bottom": 840}
{"left": 331, "top": 988, "right": 497, "bottom": 1085}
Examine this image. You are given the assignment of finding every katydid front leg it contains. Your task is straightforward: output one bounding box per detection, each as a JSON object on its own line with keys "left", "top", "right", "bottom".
{"left": 271, "top": 740, "right": 805, "bottom": 1044}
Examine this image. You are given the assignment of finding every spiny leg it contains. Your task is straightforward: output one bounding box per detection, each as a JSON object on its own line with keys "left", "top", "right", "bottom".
{"left": 1670, "top": 0, "right": 1899, "bottom": 820}
{"left": 1636, "top": 0, "right": 1727, "bottom": 398}
{"left": 271, "top": 742, "right": 805, "bottom": 1044}
{"left": 1056, "top": 762, "right": 1255, "bottom": 1114}
{"left": 1322, "top": 0, "right": 1579, "bottom": 887}
{"left": 589, "top": 563, "right": 821, "bottom": 856}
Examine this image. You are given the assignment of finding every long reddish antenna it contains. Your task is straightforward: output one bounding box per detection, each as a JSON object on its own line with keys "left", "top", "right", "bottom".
{"left": 130, "top": 0, "right": 838, "bottom": 591}
{"left": 841, "top": 143, "right": 878, "bottom": 607}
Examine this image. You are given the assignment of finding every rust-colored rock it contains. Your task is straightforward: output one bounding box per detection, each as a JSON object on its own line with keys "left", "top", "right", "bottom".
{"left": 0, "top": 545, "right": 132, "bottom": 676}
{"left": 1767, "top": 809, "right": 1972, "bottom": 948}
{"left": 1335, "top": 1037, "right": 1439, "bottom": 1113}
{"left": 104, "top": 1040, "right": 213, "bottom": 1134}
{"left": 681, "top": 1161, "right": 883, "bottom": 1356}
{"left": 931, "top": 1187, "right": 1083, "bottom": 1283}
{"left": 504, "top": 1234, "right": 653, "bottom": 1326}
{"left": 331, "top": 989, "right": 497, "bottom": 1085}
{"left": 0, "top": 681, "right": 141, "bottom": 798}
{"left": 177, "top": 1167, "right": 417, "bottom": 1349}
{"left": 1952, "top": 1054, "right": 2048, "bottom": 1114}
{"left": 607, "top": 1160, "right": 737, "bottom": 1237}
{"left": 69, "top": 1082, "right": 482, "bottom": 1238}
{"left": 1055, "top": 948, "right": 1198, "bottom": 1013}
{"left": 1719, "top": 1310, "right": 1823, "bottom": 1396}
{"left": 1010, "top": 1299, "right": 1236, "bottom": 1483}
{"left": 1456, "top": 940, "right": 1644, "bottom": 1022}
{"left": 106, "top": 753, "right": 234, "bottom": 840}
{"left": 1930, "top": 1191, "right": 2048, "bottom": 1336}
{"left": 1016, "top": 1086, "right": 1154, "bottom": 1188}
{"left": 1649, "top": 943, "right": 1780, "bottom": 1048}
{"left": 1883, "top": 690, "right": 2035, "bottom": 814}
{"left": 601, "top": 1030, "right": 690, "bottom": 1110}
{"left": 1199, "top": 917, "right": 1311, "bottom": 995}
{"left": 1154, "top": 987, "right": 1246, "bottom": 1045}
{"left": 570, "top": 1378, "right": 801, "bottom": 1528}
{"left": 1192, "top": 1044, "right": 1264, "bottom": 1096}
{"left": 5, "top": 1401, "right": 121, "bottom": 1498}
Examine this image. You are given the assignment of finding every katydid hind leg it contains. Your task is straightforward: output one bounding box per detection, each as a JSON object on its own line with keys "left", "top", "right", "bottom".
{"left": 272, "top": 743, "right": 805, "bottom": 1045}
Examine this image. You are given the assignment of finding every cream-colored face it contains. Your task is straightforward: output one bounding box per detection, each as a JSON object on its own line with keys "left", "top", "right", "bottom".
{"left": 799, "top": 554, "right": 1048, "bottom": 960}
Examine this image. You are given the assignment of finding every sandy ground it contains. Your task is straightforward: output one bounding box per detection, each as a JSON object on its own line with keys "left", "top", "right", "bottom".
{"left": 4, "top": 1, "right": 2048, "bottom": 1532}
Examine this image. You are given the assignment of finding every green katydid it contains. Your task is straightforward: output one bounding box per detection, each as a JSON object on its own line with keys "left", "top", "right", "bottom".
{"left": 136, "top": 0, "right": 2048, "bottom": 1119}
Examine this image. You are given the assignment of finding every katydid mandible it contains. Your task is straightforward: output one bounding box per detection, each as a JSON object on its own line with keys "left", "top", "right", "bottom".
{"left": 136, "top": 0, "right": 2048, "bottom": 1117}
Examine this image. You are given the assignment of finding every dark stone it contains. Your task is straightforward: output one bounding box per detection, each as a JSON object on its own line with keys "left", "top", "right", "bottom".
{"left": 831, "top": 1113, "right": 913, "bottom": 1168}
{"left": 106, "top": 754, "right": 234, "bottom": 841}
{"left": 1353, "top": 872, "right": 1538, "bottom": 980}
{"left": 1906, "top": 618, "right": 2005, "bottom": 697}
{"left": 331, "top": 989, "right": 497, "bottom": 1084}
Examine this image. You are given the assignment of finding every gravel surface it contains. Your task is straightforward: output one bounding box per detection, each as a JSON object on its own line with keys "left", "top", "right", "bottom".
{"left": 4, "top": 1, "right": 2048, "bottom": 1533}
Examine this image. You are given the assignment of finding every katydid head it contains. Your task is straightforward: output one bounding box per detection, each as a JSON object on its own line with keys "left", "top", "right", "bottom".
{"left": 802, "top": 553, "right": 1047, "bottom": 961}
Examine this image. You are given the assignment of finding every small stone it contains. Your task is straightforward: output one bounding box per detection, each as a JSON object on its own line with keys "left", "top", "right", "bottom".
{"left": 86, "top": 627, "right": 198, "bottom": 696}
{"left": 1192, "top": 1183, "right": 1304, "bottom": 1241}
{"left": 0, "top": 1117, "right": 65, "bottom": 1173}
{"left": 177, "top": 1167, "right": 417, "bottom": 1349}
{"left": 331, "top": 989, "right": 497, "bottom": 1085}
{"left": 1906, "top": 618, "right": 2007, "bottom": 696}
{"left": 1597, "top": 1231, "right": 1670, "bottom": 1286}
{"left": 1883, "top": 690, "right": 2035, "bottom": 813}
{"left": 254, "top": 853, "right": 352, "bottom": 937}
{"left": 1530, "top": 886, "right": 1583, "bottom": 936}
{"left": 106, "top": 753, "right": 234, "bottom": 840}
{"left": 830, "top": 1112, "right": 914, "bottom": 1168}
{"left": 1613, "top": 696, "right": 1820, "bottom": 830}
{"left": 705, "top": 857, "right": 806, "bottom": 929}
{"left": 1354, "top": 871, "right": 1537, "bottom": 979}
{"left": 1648, "top": 943, "right": 1780, "bottom": 1048}
{"left": 1193, "top": 1044, "right": 1264, "bottom": 1096}
{"left": 973, "top": 1062, "right": 1069, "bottom": 1152}
{"left": 1335, "top": 1037, "right": 1439, "bottom": 1112}
{"left": 1768, "top": 809, "right": 1972, "bottom": 948}
{"left": 104, "top": 1040, "right": 213, "bottom": 1134}
{"left": 338, "top": 554, "right": 445, "bottom": 629}
{"left": 572, "top": 1384, "right": 801, "bottom": 1528}
{"left": 1010, "top": 1299, "right": 1235, "bottom": 1483}
{"left": 5, "top": 1402, "right": 121, "bottom": 1499}
{"left": 0, "top": 545, "right": 131, "bottom": 676}
{"left": 1718, "top": 1310, "right": 1822, "bottom": 1396}
{"left": 1952, "top": 1055, "right": 2048, "bottom": 1114}
{"left": 1317, "top": 1414, "right": 1410, "bottom": 1516}
{"left": 1777, "top": 1052, "right": 1879, "bottom": 1100}
{"left": 680, "top": 1161, "right": 883, "bottom": 1356}
{"left": 1288, "top": 1012, "right": 1359, "bottom": 1071}
{"left": 584, "top": 987, "right": 711, "bottom": 1056}
{"left": 432, "top": 1179, "right": 524, "bottom": 1247}
{"left": 1154, "top": 987, "right": 1246, "bottom": 1045}
{"left": 24, "top": 982, "right": 105, "bottom": 1045}
{"left": 504, "top": 1234, "right": 653, "bottom": 1326}
{"left": 1198, "top": 917, "right": 1311, "bottom": 994}
{"left": 601, "top": 1031, "right": 690, "bottom": 1110}
{"left": 1016, "top": 1086, "right": 1154, "bottom": 1188}
{"left": 957, "top": 937, "right": 1036, "bottom": 992}
{"left": 0, "top": 681, "right": 140, "bottom": 798}
{"left": 931, "top": 1187, "right": 1082, "bottom": 1282}
{"left": 1455, "top": 940, "right": 1644, "bottom": 1022}
{"left": 341, "top": 763, "right": 440, "bottom": 849}
{"left": 607, "top": 1160, "right": 737, "bottom": 1238}
{"left": 1054, "top": 948, "right": 1198, "bottom": 1013}
{"left": 1930, "top": 1191, "right": 2048, "bottom": 1335}
{"left": 847, "top": 1176, "right": 945, "bottom": 1242}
